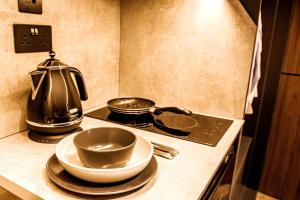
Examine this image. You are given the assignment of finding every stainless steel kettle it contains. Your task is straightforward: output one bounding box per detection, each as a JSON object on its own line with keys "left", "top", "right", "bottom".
{"left": 26, "top": 51, "right": 88, "bottom": 134}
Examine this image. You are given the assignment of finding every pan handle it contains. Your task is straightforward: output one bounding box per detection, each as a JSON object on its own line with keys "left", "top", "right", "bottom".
{"left": 153, "top": 107, "right": 192, "bottom": 116}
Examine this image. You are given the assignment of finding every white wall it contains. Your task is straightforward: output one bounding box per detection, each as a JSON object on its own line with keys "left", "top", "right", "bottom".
{"left": 120, "top": 0, "right": 256, "bottom": 119}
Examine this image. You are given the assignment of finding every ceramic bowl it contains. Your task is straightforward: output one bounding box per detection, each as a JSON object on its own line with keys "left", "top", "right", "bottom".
{"left": 55, "top": 129, "right": 153, "bottom": 183}
{"left": 73, "top": 127, "right": 136, "bottom": 169}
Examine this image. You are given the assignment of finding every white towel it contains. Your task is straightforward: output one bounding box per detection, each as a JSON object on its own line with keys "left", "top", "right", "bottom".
{"left": 245, "top": 12, "right": 262, "bottom": 114}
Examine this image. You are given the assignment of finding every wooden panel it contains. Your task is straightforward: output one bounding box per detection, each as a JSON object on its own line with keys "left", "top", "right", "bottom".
{"left": 282, "top": 0, "right": 300, "bottom": 74}
{"left": 297, "top": 181, "right": 300, "bottom": 199}
{"left": 259, "top": 74, "right": 300, "bottom": 199}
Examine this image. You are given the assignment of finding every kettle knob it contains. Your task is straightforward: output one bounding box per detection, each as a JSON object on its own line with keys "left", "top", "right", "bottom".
{"left": 49, "top": 51, "right": 56, "bottom": 59}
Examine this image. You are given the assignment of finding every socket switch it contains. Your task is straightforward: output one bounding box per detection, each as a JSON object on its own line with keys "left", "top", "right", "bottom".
{"left": 13, "top": 24, "right": 52, "bottom": 53}
{"left": 18, "top": 0, "right": 42, "bottom": 14}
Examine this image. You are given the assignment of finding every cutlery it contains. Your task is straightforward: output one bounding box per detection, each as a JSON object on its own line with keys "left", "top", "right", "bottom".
{"left": 153, "top": 148, "right": 174, "bottom": 160}
{"left": 151, "top": 141, "right": 179, "bottom": 156}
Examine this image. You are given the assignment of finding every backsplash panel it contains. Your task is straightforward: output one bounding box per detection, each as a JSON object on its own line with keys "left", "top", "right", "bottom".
{"left": 0, "top": 0, "right": 120, "bottom": 138}
{"left": 0, "top": 0, "right": 256, "bottom": 137}
{"left": 119, "top": 0, "right": 256, "bottom": 119}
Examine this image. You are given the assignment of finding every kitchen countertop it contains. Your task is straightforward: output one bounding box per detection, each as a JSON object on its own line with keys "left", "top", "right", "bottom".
{"left": 0, "top": 110, "right": 244, "bottom": 200}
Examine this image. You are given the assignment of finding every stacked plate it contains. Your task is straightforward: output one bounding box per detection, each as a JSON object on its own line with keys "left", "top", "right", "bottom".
{"left": 46, "top": 130, "right": 157, "bottom": 196}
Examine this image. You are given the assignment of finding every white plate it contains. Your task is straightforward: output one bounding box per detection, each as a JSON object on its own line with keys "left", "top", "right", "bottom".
{"left": 55, "top": 131, "right": 153, "bottom": 183}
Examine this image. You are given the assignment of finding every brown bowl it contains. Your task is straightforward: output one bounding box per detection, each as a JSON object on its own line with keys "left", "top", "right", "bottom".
{"left": 73, "top": 127, "right": 136, "bottom": 169}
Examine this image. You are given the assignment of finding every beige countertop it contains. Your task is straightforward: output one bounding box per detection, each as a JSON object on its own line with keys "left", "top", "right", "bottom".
{"left": 0, "top": 112, "right": 243, "bottom": 200}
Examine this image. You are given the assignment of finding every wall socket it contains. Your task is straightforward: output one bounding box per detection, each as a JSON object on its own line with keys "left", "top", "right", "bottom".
{"left": 13, "top": 24, "right": 52, "bottom": 53}
{"left": 18, "top": 0, "right": 42, "bottom": 14}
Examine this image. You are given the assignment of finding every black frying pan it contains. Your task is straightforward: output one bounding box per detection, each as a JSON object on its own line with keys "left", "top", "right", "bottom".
{"left": 152, "top": 111, "right": 198, "bottom": 135}
{"left": 107, "top": 97, "right": 198, "bottom": 133}
{"left": 107, "top": 97, "right": 192, "bottom": 116}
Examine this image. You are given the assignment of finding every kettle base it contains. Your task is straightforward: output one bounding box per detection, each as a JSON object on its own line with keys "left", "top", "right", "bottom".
{"left": 28, "top": 124, "right": 80, "bottom": 134}
{"left": 28, "top": 127, "right": 83, "bottom": 144}
{"left": 28, "top": 121, "right": 81, "bottom": 135}
{"left": 26, "top": 119, "right": 82, "bottom": 135}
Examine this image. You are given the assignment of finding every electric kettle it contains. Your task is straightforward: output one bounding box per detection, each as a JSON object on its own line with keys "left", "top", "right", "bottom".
{"left": 26, "top": 51, "right": 88, "bottom": 134}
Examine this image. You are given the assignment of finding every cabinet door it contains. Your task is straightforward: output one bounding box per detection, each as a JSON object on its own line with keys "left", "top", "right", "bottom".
{"left": 259, "top": 74, "right": 300, "bottom": 200}
{"left": 282, "top": 0, "right": 300, "bottom": 74}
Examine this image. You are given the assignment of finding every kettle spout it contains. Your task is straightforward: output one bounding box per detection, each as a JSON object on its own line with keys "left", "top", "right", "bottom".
{"left": 29, "top": 70, "right": 47, "bottom": 100}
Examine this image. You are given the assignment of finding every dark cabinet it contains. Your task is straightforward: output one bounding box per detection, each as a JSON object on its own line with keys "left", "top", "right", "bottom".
{"left": 259, "top": 1, "right": 300, "bottom": 198}
{"left": 243, "top": 0, "right": 296, "bottom": 194}
{"left": 282, "top": 0, "right": 300, "bottom": 75}
{"left": 259, "top": 74, "right": 300, "bottom": 200}
{"left": 201, "top": 137, "right": 239, "bottom": 200}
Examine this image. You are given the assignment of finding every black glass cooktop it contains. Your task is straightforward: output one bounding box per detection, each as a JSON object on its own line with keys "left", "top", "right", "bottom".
{"left": 85, "top": 107, "right": 233, "bottom": 146}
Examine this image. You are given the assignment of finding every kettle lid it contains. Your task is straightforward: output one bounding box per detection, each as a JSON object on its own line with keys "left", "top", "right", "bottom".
{"left": 37, "top": 51, "right": 68, "bottom": 69}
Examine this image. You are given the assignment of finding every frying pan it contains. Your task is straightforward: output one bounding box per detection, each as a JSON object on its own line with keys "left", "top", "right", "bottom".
{"left": 107, "top": 97, "right": 198, "bottom": 133}
{"left": 153, "top": 111, "right": 198, "bottom": 134}
{"left": 107, "top": 97, "right": 192, "bottom": 116}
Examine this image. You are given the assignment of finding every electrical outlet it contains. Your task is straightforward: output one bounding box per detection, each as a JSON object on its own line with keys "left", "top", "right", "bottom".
{"left": 13, "top": 24, "right": 52, "bottom": 53}
{"left": 18, "top": 0, "right": 42, "bottom": 14}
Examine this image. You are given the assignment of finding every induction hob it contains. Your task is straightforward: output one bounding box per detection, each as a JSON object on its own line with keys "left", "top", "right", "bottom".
{"left": 85, "top": 107, "right": 233, "bottom": 146}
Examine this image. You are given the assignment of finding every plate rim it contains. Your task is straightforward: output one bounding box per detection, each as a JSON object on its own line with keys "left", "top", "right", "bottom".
{"left": 46, "top": 154, "right": 158, "bottom": 196}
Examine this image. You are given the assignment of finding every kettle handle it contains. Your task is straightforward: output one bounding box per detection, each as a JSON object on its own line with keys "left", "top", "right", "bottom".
{"left": 69, "top": 67, "right": 88, "bottom": 101}
{"left": 29, "top": 70, "right": 47, "bottom": 100}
